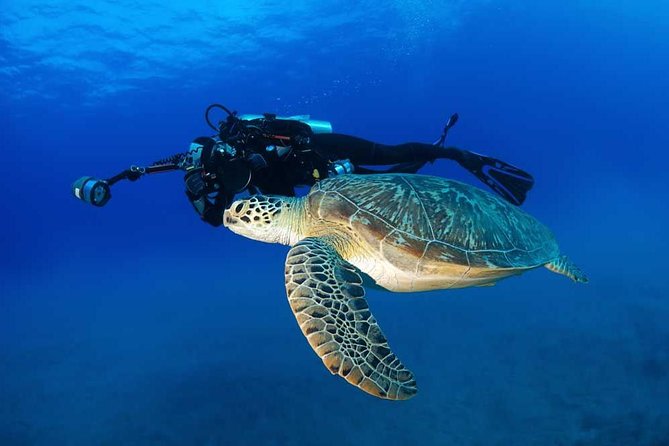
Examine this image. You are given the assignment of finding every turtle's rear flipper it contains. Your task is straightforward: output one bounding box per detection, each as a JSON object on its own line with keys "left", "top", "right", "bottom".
{"left": 545, "top": 255, "right": 588, "bottom": 283}
{"left": 285, "top": 237, "right": 417, "bottom": 400}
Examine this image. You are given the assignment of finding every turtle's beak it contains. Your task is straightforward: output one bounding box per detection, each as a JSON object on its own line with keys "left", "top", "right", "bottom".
{"left": 224, "top": 198, "right": 249, "bottom": 228}
{"left": 223, "top": 209, "right": 238, "bottom": 228}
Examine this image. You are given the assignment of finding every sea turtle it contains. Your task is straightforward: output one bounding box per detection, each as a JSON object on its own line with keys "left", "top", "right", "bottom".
{"left": 223, "top": 174, "right": 587, "bottom": 400}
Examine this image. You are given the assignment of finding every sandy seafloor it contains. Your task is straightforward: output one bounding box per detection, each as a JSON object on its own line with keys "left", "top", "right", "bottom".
{"left": 2, "top": 251, "right": 669, "bottom": 445}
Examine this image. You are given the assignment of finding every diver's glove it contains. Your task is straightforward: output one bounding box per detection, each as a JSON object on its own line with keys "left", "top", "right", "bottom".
{"left": 182, "top": 136, "right": 251, "bottom": 227}
{"left": 184, "top": 168, "right": 231, "bottom": 227}
{"left": 179, "top": 136, "right": 237, "bottom": 171}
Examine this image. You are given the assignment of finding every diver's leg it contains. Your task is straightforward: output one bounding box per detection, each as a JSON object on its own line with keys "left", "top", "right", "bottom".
{"left": 311, "top": 133, "right": 534, "bottom": 205}
{"left": 311, "top": 133, "right": 464, "bottom": 165}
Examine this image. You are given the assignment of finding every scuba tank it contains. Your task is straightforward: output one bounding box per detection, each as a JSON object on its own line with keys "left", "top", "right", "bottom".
{"left": 237, "top": 114, "right": 333, "bottom": 134}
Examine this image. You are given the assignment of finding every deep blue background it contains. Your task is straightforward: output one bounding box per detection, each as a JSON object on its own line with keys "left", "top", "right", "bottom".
{"left": 2, "top": 1, "right": 668, "bottom": 444}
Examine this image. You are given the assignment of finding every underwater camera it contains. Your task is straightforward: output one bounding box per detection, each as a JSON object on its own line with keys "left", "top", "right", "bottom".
{"left": 71, "top": 103, "right": 334, "bottom": 208}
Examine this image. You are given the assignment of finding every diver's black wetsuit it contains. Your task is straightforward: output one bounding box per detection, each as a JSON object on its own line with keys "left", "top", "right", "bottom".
{"left": 248, "top": 133, "right": 464, "bottom": 196}
{"left": 312, "top": 133, "right": 464, "bottom": 165}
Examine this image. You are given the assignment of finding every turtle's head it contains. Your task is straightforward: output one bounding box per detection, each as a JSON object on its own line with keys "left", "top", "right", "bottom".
{"left": 224, "top": 195, "right": 305, "bottom": 245}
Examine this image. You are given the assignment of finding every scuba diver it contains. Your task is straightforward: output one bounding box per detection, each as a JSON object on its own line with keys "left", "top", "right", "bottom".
{"left": 73, "top": 104, "right": 534, "bottom": 227}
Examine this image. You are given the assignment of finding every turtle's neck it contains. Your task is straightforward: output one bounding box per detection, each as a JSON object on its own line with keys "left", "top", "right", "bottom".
{"left": 278, "top": 196, "right": 309, "bottom": 246}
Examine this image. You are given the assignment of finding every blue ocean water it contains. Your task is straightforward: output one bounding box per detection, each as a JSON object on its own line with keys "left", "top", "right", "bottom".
{"left": 1, "top": 0, "right": 668, "bottom": 444}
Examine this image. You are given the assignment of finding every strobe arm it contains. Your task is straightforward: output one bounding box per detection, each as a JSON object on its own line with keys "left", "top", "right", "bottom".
{"left": 106, "top": 163, "right": 181, "bottom": 185}
{"left": 72, "top": 163, "right": 181, "bottom": 207}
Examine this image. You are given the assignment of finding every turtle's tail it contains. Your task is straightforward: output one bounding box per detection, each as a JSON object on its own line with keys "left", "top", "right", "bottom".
{"left": 545, "top": 255, "right": 588, "bottom": 283}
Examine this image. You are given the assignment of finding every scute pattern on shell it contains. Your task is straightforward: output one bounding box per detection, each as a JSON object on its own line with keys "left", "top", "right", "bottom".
{"left": 312, "top": 174, "right": 559, "bottom": 268}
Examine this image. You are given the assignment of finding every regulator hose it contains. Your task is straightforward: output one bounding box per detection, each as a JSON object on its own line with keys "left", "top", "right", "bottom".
{"left": 205, "top": 103, "right": 235, "bottom": 132}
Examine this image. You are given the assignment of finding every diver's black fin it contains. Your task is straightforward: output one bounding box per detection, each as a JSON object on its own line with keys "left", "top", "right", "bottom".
{"left": 459, "top": 152, "right": 534, "bottom": 205}
{"left": 433, "top": 113, "right": 460, "bottom": 147}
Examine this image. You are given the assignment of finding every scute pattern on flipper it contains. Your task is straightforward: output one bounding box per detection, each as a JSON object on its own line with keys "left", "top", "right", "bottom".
{"left": 285, "top": 237, "right": 417, "bottom": 400}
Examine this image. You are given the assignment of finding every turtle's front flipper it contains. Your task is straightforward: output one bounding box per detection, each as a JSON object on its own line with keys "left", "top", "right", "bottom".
{"left": 545, "top": 255, "right": 588, "bottom": 283}
{"left": 285, "top": 237, "right": 417, "bottom": 400}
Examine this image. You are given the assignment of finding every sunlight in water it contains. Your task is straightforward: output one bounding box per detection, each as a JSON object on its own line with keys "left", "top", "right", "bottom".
{"left": 0, "top": 0, "right": 488, "bottom": 100}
